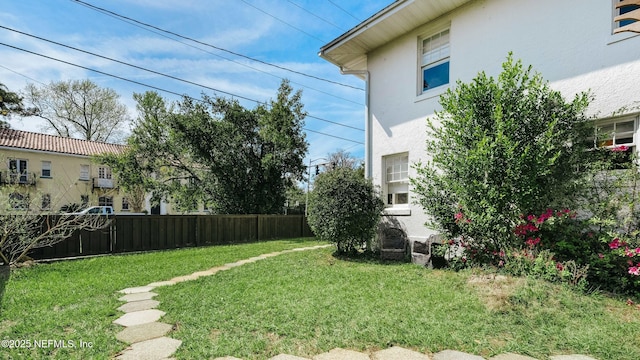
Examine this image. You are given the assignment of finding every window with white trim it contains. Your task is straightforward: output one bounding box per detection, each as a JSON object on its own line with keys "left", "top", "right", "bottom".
{"left": 122, "top": 197, "right": 130, "bottom": 211}
{"left": 80, "top": 164, "right": 90, "bottom": 181}
{"left": 613, "top": 0, "right": 640, "bottom": 33}
{"left": 9, "top": 159, "right": 28, "bottom": 183}
{"left": 594, "top": 116, "right": 637, "bottom": 167}
{"left": 98, "top": 196, "right": 113, "bottom": 207}
{"left": 98, "top": 166, "right": 112, "bottom": 180}
{"left": 420, "top": 29, "right": 450, "bottom": 93}
{"left": 384, "top": 153, "right": 409, "bottom": 207}
{"left": 41, "top": 194, "right": 51, "bottom": 210}
{"left": 41, "top": 161, "right": 51, "bottom": 178}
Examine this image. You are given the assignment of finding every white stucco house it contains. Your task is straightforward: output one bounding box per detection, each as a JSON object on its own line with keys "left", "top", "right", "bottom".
{"left": 319, "top": 0, "right": 640, "bottom": 245}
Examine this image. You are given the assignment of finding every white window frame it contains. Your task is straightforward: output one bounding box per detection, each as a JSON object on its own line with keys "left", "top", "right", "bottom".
{"left": 98, "top": 166, "right": 112, "bottom": 180}
{"left": 595, "top": 116, "right": 637, "bottom": 149}
{"left": 384, "top": 153, "right": 409, "bottom": 208}
{"left": 80, "top": 164, "right": 90, "bottom": 181}
{"left": 41, "top": 194, "right": 51, "bottom": 210}
{"left": 41, "top": 161, "right": 51, "bottom": 178}
{"left": 122, "top": 197, "right": 130, "bottom": 212}
{"left": 419, "top": 28, "right": 450, "bottom": 95}
{"left": 8, "top": 159, "right": 28, "bottom": 183}
{"left": 98, "top": 196, "right": 113, "bottom": 207}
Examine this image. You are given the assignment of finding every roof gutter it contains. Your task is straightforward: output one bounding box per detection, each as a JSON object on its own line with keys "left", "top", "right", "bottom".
{"left": 339, "top": 67, "right": 372, "bottom": 179}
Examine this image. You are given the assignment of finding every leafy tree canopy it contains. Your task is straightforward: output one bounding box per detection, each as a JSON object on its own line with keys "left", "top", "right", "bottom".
{"left": 0, "top": 82, "right": 35, "bottom": 129}
{"left": 117, "top": 79, "right": 308, "bottom": 214}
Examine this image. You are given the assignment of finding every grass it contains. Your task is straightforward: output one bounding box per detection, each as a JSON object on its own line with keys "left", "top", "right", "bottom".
{"left": 0, "top": 238, "right": 321, "bottom": 359}
{"left": 1, "top": 241, "right": 640, "bottom": 359}
{"left": 158, "top": 249, "right": 640, "bottom": 360}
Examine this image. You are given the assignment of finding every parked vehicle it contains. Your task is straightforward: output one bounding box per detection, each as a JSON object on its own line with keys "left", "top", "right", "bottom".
{"left": 69, "top": 206, "right": 114, "bottom": 215}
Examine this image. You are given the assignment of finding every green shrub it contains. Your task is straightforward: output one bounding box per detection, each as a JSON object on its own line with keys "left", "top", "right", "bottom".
{"left": 411, "top": 54, "right": 594, "bottom": 257}
{"left": 307, "top": 167, "right": 384, "bottom": 255}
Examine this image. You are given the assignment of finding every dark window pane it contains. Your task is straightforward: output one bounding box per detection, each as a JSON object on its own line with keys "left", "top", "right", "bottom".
{"left": 423, "top": 61, "right": 450, "bottom": 91}
{"left": 620, "top": 5, "right": 639, "bottom": 27}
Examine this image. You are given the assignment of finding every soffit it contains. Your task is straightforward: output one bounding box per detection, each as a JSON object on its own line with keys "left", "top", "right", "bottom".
{"left": 319, "top": 0, "right": 473, "bottom": 72}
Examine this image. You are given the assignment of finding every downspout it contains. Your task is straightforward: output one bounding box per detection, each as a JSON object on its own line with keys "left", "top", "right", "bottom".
{"left": 339, "top": 67, "right": 372, "bottom": 179}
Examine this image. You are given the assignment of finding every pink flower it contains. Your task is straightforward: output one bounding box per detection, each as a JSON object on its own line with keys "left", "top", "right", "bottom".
{"left": 556, "top": 262, "right": 564, "bottom": 271}
{"left": 498, "top": 260, "right": 504, "bottom": 267}
{"left": 609, "top": 238, "right": 621, "bottom": 249}
{"left": 598, "top": 253, "right": 604, "bottom": 259}
{"left": 611, "top": 145, "right": 629, "bottom": 152}
{"left": 454, "top": 212, "right": 464, "bottom": 220}
{"left": 625, "top": 247, "right": 636, "bottom": 257}
{"left": 628, "top": 266, "right": 640, "bottom": 276}
{"left": 525, "top": 237, "right": 541, "bottom": 247}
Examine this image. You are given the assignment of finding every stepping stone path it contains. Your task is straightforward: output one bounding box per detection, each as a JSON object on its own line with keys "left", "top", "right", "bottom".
{"left": 112, "top": 244, "right": 600, "bottom": 360}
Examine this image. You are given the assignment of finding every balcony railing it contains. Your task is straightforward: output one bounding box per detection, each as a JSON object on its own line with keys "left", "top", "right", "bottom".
{"left": 93, "top": 177, "right": 115, "bottom": 189}
{"left": 0, "top": 171, "right": 37, "bottom": 186}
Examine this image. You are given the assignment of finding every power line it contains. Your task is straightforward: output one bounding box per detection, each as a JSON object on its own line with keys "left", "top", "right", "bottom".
{"left": 0, "top": 64, "right": 45, "bottom": 85}
{"left": 0, "top": 25, "right": 364, "bottom": 132}
{"left": 71, "top": 0, "right": 364, "bottom": 93}
{"left": 326, "top": 0, "right": 362, "bottom": 22}
{"left": 0, "top": 42, "right": 364, "bottom": 145}
{"left": 238, "top": 0, "right": 327, "bottom": 43}
{"left": 286, "top": 0, "right": 347, "bottom": 32}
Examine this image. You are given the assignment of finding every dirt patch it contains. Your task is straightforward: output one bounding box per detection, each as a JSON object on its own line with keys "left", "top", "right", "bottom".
{"left": 467, "top": 274, "right": 525, "bottom": 311}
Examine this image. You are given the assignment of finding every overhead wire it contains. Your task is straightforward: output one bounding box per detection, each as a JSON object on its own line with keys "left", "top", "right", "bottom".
{"left": 0, "top": 25, "right": 364, "bottom": 132}
{"left": 237, "top": 0, "right": 327, "bottom": 43}
{"left": 0, "top": 42, "right": 364, "bottom": 145}
{"left": 71, "top": 0, "right": 364, "bottom": 92}
{"left": 326, "top": 0, "right": 362, "bottom": 22}
{"left": 285, "top": 0, "right": 347, "bottom": 32}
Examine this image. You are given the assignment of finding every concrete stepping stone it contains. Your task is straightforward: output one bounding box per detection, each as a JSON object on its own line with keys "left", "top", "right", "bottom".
{"left": 119, "top": 286, "right": 156, "bottom": 294}
{"left": 113, "top": 309, "right": 166, "bottom": 327}
{"left": 116, "top": 322, "right": 173, "bottom": 344}
{"left": 119, "top": 292, "right": 158, "bottom": 302}
{"left": 170, "top": 274, "right": 202, "bottom": 283}
{"left": 490, "top": 354, "right": 537, "bottom": 360}
{"left": 115, "top": 336, "right": 181, "bottom": 360}
{"left": 433, "top": 350, "right": 485, "bottom": 360}
{"left": 118, "top": 299, "right": 160, "bottom": 313}
{"left": 213, "top": 357, "right": 244, "bottom": 360}
{"left": 147, "top": 280, "right": 176, "bottom": 287}
{"left": 550, "top": 356, "right": 599, "bottom": 360}
{"left": 373, "top": 346, "right": 430, "bottom": 360}
{"left": 313, "top": 348, "right": 370, "bottom": 360}
{"left": 270, "top": 355, "right": 312, "bottom": 360}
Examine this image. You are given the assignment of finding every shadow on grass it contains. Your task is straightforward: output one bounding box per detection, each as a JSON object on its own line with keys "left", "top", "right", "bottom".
{"left": 331, "top": 250, "right": 410, "bottom": 266}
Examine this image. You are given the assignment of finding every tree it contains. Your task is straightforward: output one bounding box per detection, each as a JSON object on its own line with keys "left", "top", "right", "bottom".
{"left": 307, "top": 167, "right": 384, "bottom": 254}
{"left": 411, "top": 54, "right": 594, "bottom": 258}
{"left": 123, "top": 79, "right": 308, "bottom": 214}
{"left": 24, "top": 79, "right": 129, "bottom": 143}
{"left": 326, "top": 149, "right": 362, "bottom": 171}
{"left": 0, "top": 82, "right": 35, "bottom": 129}
{"left": 94, "top": 149, "right": 148, "bottom": 212}
{"left": 0, "top": 187, "right": 110, "bottom": 266}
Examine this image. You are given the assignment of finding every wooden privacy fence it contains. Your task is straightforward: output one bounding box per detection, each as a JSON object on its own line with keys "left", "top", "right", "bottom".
{"left": 29, "top": 214, "right": 314, "bottom": 260}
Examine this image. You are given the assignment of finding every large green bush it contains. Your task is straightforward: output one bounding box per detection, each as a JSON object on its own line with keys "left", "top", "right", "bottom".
{"left": 307, "top": 167, "right": 384, "bottom": 254}
{"left": 411, "top": 54, "right": 594, "bottom": 258}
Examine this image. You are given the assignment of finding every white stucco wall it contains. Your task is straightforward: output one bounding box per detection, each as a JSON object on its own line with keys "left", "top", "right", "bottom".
{"left": 367, "top": 0, "right": 640, "bottom": 241}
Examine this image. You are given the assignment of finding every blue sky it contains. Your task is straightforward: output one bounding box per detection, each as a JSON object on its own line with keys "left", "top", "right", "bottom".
{"left": 0, "top": 0, "right": 390, "bottom": 162}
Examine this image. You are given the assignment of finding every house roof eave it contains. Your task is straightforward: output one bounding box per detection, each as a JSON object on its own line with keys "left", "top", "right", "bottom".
{"left": 319, "top": 0, "right": 473, "bottom": 71}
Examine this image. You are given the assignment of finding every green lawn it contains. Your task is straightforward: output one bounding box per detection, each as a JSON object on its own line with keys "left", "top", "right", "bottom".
{"left": 158, "top": 249, "right": 640, "bottom": 360}
{"left": 1, "top": 241, "right": 639, "bottom": 360}
{"left": 0, "top": 238, "right": 321, "bottom": 359}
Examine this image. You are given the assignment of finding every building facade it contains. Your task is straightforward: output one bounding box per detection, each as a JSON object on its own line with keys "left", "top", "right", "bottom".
{"left": 320, "top": 0, "right": 640, "bottom": 243}
{"left": 0, "top": 128, "right": 131, "bottom": 213}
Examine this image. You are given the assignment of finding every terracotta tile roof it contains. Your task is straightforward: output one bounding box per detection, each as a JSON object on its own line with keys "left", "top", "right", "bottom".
{"left": 0, "top": 128, "right": 127, "bottom": 157}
